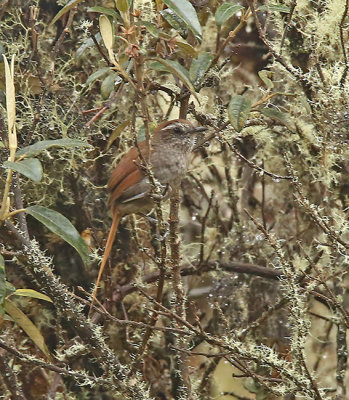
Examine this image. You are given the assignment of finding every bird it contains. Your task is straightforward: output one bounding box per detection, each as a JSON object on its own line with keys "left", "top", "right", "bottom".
{"left": 90, "top": 119, "right": 207, "bottom": 310}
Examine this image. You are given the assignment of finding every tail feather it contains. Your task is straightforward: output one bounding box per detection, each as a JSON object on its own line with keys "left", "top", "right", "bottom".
{"left": 89, "top": 211, "right": 121, "bottom": 314}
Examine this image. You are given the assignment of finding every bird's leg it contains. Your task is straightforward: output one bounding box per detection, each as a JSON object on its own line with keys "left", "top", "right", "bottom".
{"left": 139, "top": 211, "right": 158, "bottom": 225}
{"left": 138, "top": 210, "right": 170, "bottom": 241}
{"left": 150, "top": 183, "right": 172, "bottom": 200}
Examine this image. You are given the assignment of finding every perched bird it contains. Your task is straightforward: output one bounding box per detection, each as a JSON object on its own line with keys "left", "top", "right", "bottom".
{"left": 90, "top": 119, "right": 207, "bottom": 309}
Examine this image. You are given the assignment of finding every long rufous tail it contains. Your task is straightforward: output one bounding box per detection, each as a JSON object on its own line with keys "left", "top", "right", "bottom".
{"left": 89, "top": 211, "right": 121, "bottom": 314}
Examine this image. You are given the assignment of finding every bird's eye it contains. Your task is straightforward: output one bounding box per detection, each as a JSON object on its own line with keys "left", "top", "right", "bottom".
{"left": 173, "top": 126, "right": 182, "bottom": 134}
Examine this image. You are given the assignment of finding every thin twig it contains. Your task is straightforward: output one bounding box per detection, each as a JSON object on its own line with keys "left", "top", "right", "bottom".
{"left": 0, "top": 351, "right": 27, "bottom": 400}
{"left": 227, "top": 141, "right": 292, "bottom": 180}
{"left": 0, "top": 339, "right": 116, "bottom": 390}
{"left": 199, "top": 190, "right": 215, "bottom": 264}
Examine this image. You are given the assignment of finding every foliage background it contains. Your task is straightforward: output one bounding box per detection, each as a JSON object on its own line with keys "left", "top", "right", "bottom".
{"left": 0, "top": 0, "right": 348, "bottom": 399}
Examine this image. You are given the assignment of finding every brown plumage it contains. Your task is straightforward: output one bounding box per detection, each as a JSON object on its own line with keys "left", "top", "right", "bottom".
{"left": 90, "top": 119, "right": 206, "bottom": 310}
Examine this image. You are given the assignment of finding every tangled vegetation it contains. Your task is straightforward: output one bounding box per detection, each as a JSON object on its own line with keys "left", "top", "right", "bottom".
{"left": 0, "top": 0, "right": 348, "bottom": 399}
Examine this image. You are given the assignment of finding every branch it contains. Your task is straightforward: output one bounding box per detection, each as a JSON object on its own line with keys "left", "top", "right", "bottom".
{"left": 5, "top": 221, "right": 152, "bottom": 399}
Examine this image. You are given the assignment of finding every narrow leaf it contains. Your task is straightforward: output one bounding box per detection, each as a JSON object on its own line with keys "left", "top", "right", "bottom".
{"left": 6, "top": 282, "right": 16, "bottom": 296}
{"left": 260, "top": 108, "right": 290, "bottom": 125}
{"left": 176, "top": 40, "right": 198, "bottom": 57}
{"left": 163, "top": 0, "right": 202, "bottom": 41}
{"left": 107, "top": 119, "right": 131, "bottom": 150}
{"left": 99, "top": 15, "right": 114, "bottom": 53}
{"left": 148, "top": 58, "right": 199, "bottom": 101}
{"left": 51, "top": 0, "right": 85, "bottom": 25}
{"left": 87, "top": 6, "right": 120, "bottom": 20}
{"left": 12, "top": 289, "right": 53, "bottom": 303}
{"left": 160, "top": 9, "right": 188, "bottom": 38}
{"left": 115, "top": 0, "right": 129, "bottom": 12}
{"left": 141, "top": 21, "right": 160, "bottom": 38}
{"left": 228, "top": 95, "right": 251, "bottom": 132}
{"left": 215, "top": 3, "right": 244, "bottom": 26}
{"left": 16, "top": 139, "right": 91, "bottom": 158}
{"left": 86, "top": 67, "right": 111, "bottom": 86}
{"left": 189, "top": 52, "right": 213, "bottom": 89}
{"left": 3, "top": 55, "right": 16, "bottom": 136}
{"left": 26, "top": 206, "right": 90, "bottom": 265}
{"left": 5, "top": 299, "right": 51, "bottom": 358}
{"left": 4, "top": 158, "right": 43, "bottom": 182}
{"left": 101, "top": 73, "right": 121, "bottom": 99}
{"left": 76, "top": 33, "right": 102, "bottom": 60}
{"left": 258, "top": 4, "right": 290, "bottom": 13}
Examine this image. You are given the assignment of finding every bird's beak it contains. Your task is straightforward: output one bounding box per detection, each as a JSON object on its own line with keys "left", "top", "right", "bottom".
{"left": 190, "top": 126, "right": 207, "bottom": 134}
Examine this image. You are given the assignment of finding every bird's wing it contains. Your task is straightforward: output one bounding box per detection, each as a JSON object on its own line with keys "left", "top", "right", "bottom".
{"left": 108, "top": 142, "right": 149, "bottom": 207}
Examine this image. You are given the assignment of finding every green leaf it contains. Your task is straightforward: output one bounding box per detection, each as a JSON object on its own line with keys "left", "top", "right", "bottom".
{"left": 4, "top": 158, "right": 43, "bottom": 182}
{"left": 189, "top": 52, "right": 213, "bottom": 89}
{"left": 5, "top": 300, "right": 51, "bottom": 358}
{"left": 76, "top": 33, "right": 102, "bottom": 60}
{"left": 0, "top": 255, "right": 5, "bottom": 313}
{"left": 107, "top": 119, "right": 131, "bottom": 150}
{"left": 258, "top": 70, "right": 274, "bottom": 89}
{"left": 16, "top": 139, "right": 91, "bottom": 158}
{"left": 99, "top": 14, "right": 114, "bottom": 53}
{"left": 26, "top": 206, "right": 90, "bottom": 265}
{"left": 160, "top": 9, "right": 188, "bottom": 38}
{"left": 3, "top": 55, "right": 16, "bottom": 138}
{"left": 5, "top": 282, "right": 16, "bottom": 296}
{"left": 85, "top": 67, "right": 111, "bottom": 86}
{"left": 51, "top": 0, "right": 85, "bottom": 25}
{"left": 215, "top": 3, "right": 244, "bottom": 26}
{"left": 148, "top": 58, "right": 199, "bottom": 102}
{"left": 258, "top": 4, "right": 290, "bottom": 13}
{"left": 260, "top": 108, "right": 290, "bottom": 125}
{"left": 163, "top": 0, "right": 202, "bottom": 41}
{"left": 141, "top": 21, "right": 160, "bottom": 38}
{"left": 87, "top": 6, "right": 120, "bottom": 20}
{"left": 115, "top": 0, "right": 129, "bottom": 12}
{"left": 101, "top": 73, "right": 120, "bottom": 99}
{"left": 228, "top": 95, "right": 251, "bottom": 132}
{"left": 176, "top": 40, "right": 198, "bottom": 57}
{"left": 12, "top": 289, "right": 53, "bottom": 303}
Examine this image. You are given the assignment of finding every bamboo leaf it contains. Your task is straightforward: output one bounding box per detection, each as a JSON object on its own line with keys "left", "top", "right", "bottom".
{"left": 16, "top": 139, "right": 91, "bottom": 158}
{"left": 228, "top": 95, "right": 251, "bottom": 132}
{"left": 5, "top": 299, "right": 51, "bottom": 358}
{"left": 12, "top": 289, "right": 53, "bottom": 303}
{"left": 162, "top": 0, "right": 202, "bottom": 41}
{"left": 4, "top": 158, "right": 43, "bottom": 182}
{"left": 148, "top": 58, "right": 199, "bottom": 101}
{"left": 215, "top": 3, "right": 244, "bottom": 26}
{"left": 26, "top": 206, "right": 90, "bottom": 265}
{"left": 51, "top": 0, "right": 85, "bottom": 25}
{"left": 189, "top": 52, "right": 213, "bottom": 89}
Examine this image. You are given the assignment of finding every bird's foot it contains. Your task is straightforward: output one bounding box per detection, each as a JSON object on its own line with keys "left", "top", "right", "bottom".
{"left": 150, "top": 183, "right": 172, "bottom": 201}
